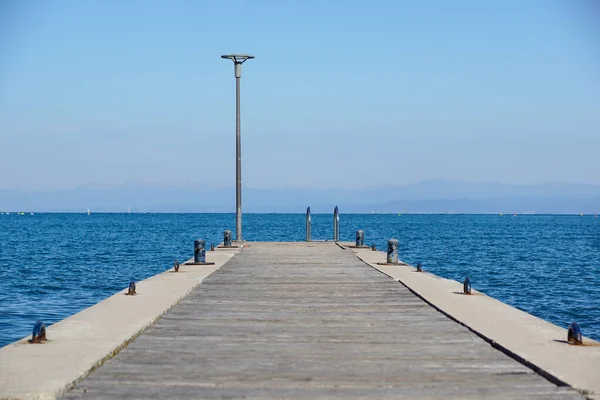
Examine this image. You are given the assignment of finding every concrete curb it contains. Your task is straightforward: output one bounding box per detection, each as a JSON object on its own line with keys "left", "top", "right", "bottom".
{"left": 0, "top": 247, "right": 241, "bottom": 400}
{"left": 345, "top": 244, "right": 600, "bottom": 400}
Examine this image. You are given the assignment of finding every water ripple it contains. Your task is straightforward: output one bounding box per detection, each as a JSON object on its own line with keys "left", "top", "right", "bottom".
{"left": 0, "top": 213, "right": 598, "bottom": 347}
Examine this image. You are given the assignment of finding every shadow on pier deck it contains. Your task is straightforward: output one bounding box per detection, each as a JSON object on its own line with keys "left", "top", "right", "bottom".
{"left": 62, "top": 242, "right": 583, "bottom": 399}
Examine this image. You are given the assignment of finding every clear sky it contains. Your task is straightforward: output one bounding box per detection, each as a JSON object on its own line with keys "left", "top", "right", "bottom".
{"left": 0, "top": 0, "right": 598, "bottom": 191}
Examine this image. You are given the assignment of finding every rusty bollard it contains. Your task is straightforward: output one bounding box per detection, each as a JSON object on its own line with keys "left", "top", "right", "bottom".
{"left": 127, "top": 280, "right": 136, "bottom": 295}
{"left": 463, "top": 277, "right": 471, "bottom": 295}
{"left": 224, "top": 230, "right": 232, "bottom": 247}
{"left": 194, "top": 239, "right": 206, "bottom": 263}
{"left": 29, "top": 320, "right": 46, "bottom": 344}
{"left": 355, "top": 230, "right": 364, "bottom": 247}
{"left": 386, "top": 239, "right": 398, "bottom": 264}
{"left": 568, "top": 322, "right": 583, "bottom": 345}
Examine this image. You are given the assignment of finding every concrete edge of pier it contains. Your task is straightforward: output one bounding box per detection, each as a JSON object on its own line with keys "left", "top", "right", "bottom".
{"left": 0, "top": 246, "right": 241, "bottom": 400}
{"left": 340, "top": 242, "right": 600, "bottom": 400}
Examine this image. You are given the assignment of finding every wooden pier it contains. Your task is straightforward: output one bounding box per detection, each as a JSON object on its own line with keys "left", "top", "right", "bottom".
{"left": 61, "top": 242, "right": 583, "bottom": 399}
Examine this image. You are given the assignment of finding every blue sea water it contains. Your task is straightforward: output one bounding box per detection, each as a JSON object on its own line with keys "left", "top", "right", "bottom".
{"left": 0, "top": 213, "right": 599, "bottom": 347}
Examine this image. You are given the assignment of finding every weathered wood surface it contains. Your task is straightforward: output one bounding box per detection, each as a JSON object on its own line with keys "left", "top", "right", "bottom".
{"left": 62, "top": 242, "right": 583, "bottom": 399}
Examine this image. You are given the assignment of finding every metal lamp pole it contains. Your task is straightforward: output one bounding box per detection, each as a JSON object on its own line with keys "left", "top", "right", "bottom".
{"left": 221, "top": 54, "right": 254, "bottom": 242}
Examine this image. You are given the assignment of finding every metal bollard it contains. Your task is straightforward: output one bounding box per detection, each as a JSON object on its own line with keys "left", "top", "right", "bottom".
{"left": 30, "top": 320, "right": 46, "bottom": 343}
{"left": 568, "top": 322, "right": 583, "bottom": 345}
{"left": 210, "top": 243, "right": 215, "bottom": 251}
{"left": 127, "top": 280, "right": 136, "bottom": 295}
{"left": 355, "top": 230, "right": 364, "bottom": 247}
{"left": 174, "top": 260, "right": 180, "bottom": 272}
{"left": 306, "top": 207, "right": 311, "bottom": 242}
{"left": 224, "top": 230, "right": 232, "bottom": 247}
{"left": 386, "top": 239, "right": 398, "bottom": 264}
{"left": 463, "top": 277, "right": 471, "bottom": 295}
{"left": 416, "top": 261, "right": 423, "bottom": 272}
{"left": 194, "top": 239, "right": 206, "bottom": 263}
{"left": 371, "top": 243, "right": 376, "bottom": 251}
{"left": 333, "top": 206, "right": 339, "bottom": 242}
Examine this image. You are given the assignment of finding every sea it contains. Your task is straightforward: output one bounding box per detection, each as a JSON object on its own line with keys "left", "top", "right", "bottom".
{"left": 0, "top": 213, "right": 598, "bottom": 348}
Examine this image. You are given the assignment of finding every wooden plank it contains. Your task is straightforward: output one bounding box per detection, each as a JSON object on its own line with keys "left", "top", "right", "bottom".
{"left": 61, "top": 242, "right": 583, "bottom": 399}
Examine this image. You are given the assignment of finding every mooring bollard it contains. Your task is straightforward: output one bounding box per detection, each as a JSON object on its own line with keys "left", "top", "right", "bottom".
{"left": 386, "top": 239, "right": 398, "bottom": 264}
{"left": 127, "top": 280, "right": 136, "bottom": 295}
{"left": 174, "top": 260, "right": 180, "bottom": 272}
{"left": 568, "top": 322, "right": 583, "bottom": 345}
{"left": 306, "top": 206, "right": 311, "bottom": 242}
{"left": 30, "top": 320, "right": 46, "bottom": 343}
{"left": 194, "top": 239, "right": 206, "bottom": 263}
{"left": 210, "top": 243, "right": 215, "bottom": 251}
{"left": 463, "top": 277, "right": 471, "bottom": 295}
{"left": 416, "top": 261, "right": 423, "bottom": 272}
{"left": 224, "top": 230, "right": 232, "bottom": 247}
{"left": 355, "top": 230, "right": 364, "bottom": 247}
{"left": 333, "top": 206, "right": 339, "bottom": 242}
{"left": 371, "top": 243, "right": 376, "bottom": 251}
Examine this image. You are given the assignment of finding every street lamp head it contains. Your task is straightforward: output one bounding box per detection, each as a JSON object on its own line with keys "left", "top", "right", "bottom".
{"left": 221, "top": 54, "right": 255, "bottom": 63}
{"left": 221, "top": 54, "right": 254, "bottom": 78}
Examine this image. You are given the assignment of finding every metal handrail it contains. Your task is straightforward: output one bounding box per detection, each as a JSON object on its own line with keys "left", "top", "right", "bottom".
{"left": 333, "top": 206, "right": 339, "bottom": 242}
{"left": 306, "top": 207, "right": 311, "bottom": 242}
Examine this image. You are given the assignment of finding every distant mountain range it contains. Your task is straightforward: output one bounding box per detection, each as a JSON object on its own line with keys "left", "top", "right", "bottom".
{"left": 1, "top": 179, "right": 599, "bottom": 214}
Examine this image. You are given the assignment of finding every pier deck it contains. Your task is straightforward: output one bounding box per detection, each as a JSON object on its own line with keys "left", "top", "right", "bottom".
{"left": 62, "top": 242, "right": 582, "bottom": 399}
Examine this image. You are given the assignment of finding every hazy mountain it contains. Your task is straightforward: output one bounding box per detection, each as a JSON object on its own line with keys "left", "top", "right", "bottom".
{"left": 1, "top": 180, "right": 599, "bottom": 213}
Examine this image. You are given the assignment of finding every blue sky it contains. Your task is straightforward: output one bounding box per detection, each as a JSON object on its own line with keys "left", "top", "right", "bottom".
{"left": 0, "top": 0, "right": 598, "bottom": 191}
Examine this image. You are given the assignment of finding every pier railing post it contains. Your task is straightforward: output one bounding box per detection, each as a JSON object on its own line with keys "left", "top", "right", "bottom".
{"left": 194, "top": 239, "right": 206, "bottom": 263}
{"left": 224, "top": 230, "right": 232, "bottom": 247}
{"left": 333, "top": 206, "right": 339, "bottom": 242}
{"left": 306, "top": 207, "right": 311, "bottom": 242}
{"left": 355, "top": 230, "right": 364, "bottom": 247}
{"left": 387, "top": 239, "right": 398, "bottom": 264}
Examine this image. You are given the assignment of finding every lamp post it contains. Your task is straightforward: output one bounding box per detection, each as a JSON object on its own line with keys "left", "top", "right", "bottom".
{"left": 221, "top": 54, "right": 254, "bottom": 242}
